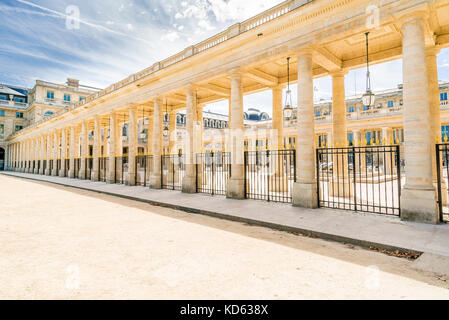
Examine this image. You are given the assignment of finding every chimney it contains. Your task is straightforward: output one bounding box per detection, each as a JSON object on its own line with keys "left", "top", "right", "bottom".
{"left": 67, "top": 78, "right": 79, "bottom": 88}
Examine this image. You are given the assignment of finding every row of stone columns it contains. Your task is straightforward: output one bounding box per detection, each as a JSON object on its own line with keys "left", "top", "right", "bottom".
{"left": 4, "top": 12, "right": 443, "bottom": 223}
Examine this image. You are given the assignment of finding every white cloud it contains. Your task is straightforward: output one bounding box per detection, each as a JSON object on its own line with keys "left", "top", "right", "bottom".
{"left": 162, "top": 31, "right": 180, "bottom": 42}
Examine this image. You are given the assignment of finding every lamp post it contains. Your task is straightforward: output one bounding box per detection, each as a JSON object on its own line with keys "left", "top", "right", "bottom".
{"left": 362, "top": 32, "right": 375, "bottom": 108}
{"left": 283, "top": 57, "right": 294, "bottom": 120}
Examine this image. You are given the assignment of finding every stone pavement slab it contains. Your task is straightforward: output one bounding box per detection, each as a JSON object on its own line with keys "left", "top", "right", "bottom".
{"left": 2, "top": 171, "right": 449, "bottom": 258}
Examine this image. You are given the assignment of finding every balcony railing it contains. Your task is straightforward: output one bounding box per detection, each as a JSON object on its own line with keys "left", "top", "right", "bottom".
{"left": 0, "top": 100, "right": 28, "bottom": 109}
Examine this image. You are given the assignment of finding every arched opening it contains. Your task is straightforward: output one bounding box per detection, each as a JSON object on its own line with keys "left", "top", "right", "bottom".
{"left": 0, "top": 147, "right": 5, "bottom": 171}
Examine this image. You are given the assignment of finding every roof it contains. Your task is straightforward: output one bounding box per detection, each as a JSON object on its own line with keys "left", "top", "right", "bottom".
{"left": 0, "top": 85, "right": 25, "bottom": 97}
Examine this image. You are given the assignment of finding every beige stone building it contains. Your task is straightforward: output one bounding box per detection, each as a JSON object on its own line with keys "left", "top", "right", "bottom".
{"left": 4, "top": 0, "right": 449, "bottom": 224}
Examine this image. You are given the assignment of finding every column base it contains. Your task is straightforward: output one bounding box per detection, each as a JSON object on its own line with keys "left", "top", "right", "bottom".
{"left": 107, "top": 171, "right": 116, "bottom": 184}
{"left": 91, "top": 170, "right": 99, "bottom": 182}
{"left": 226, "top": 178, "right": 245, "bottom": 200}
{"left": 150, "top": 174, "right": 162, "bottom": 189}
{"left": 400, "top": 186, "right": 438, "bottom": 224}
{"left": 292, "top": 182, "right": 318, "bottom": 208}
{"left": 434, "top": 180, "right": 449, "bottom": 206}
{"left": 52, "top": 169, "right": 58, "bottom": 176}
{"left": 45, "top": 169, "right": 50, "bottom": 176}
{"left": 78, "top": 170, "right": 85, "bottom": 180}
{"left": 59, "top": 169, "right": 65, "bottom": 177}
{"left": 182, "top": 175, "right": 197, "bottom": 194}
{"left": 68, "top": 170, "right": 75, "bottom": 179}
{"left": 34, "top": 168, "right": 39, "bottom": 174}
{"left": 126, "top": 173, "right": 136, "bottom": 186}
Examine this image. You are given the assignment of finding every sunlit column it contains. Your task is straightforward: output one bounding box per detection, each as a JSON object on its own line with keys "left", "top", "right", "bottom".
{"left": 292, "top": 50, "right": 317, "bottom": 208}
{"left": 52, "top": 131, "right": 58, "bottom": 176}
{"left": 45, "top": 134, "right": 51, "bottom": 175}
{"left": 150, "top": 97, "right": 163, "bottom": 189}
{"left": 127, "top": 106, "right": 137, "bottom": 186}
{"left": 400, "top": 12, "right": 438, "bottom": 223}
{"left": 79, "top": 121, "right": 88, "bottom": 179}
{"left": 107, "top": 112, "right": 117, "bottom": 183}
{"left": 226, "top": 69, "right": 245, "bottom": 199}
{"left": 92, "top": 116, "right": 101, "bottom": 181}
{"left": 68, "top": 125, "right": 76, "bottom": 178}
{"left": 59, "top": 128, "right": 66, "bottom": 177}
{"left": 182, "top": 85, "right": 199, "bottom": 193}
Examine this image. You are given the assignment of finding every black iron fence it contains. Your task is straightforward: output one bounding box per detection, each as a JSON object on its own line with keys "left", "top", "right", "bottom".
{"left": 115, "top": 156, "right": 128, "bottom": 184}
{"left": 244, "top": 149, "right": 296, "bottom": 203}
{"left": 56, "top": 159, "right": 61, "bottom": 175}
{"left": 162, "top": 154, "right": 185, "bottom": 190}
{"left": 74, "top": 158, "right": 81, "bottom": 178}
{"left": 136, "top": 155, "right": 153, "bottom": 186}
{"left": 85, "top": 157, "right": 93, "bottom": 180}
{"left": 316, "top": 146, "right": 401, "bottom": 216}
{"left": 436, "top": 144, "right": 449, "bottom": 223}
{"left": 65, "top": 159, "right": 70, "bottom": 177}
{"left": 99, "top": 157, "right": 108, "bottom": 182}
{"left": 196, "top": 152, "right": 231, "bottom": 196}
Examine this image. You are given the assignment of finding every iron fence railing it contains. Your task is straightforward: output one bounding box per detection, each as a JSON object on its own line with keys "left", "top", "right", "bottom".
{"left": 244, "top": 149, "right": 296, "bottom": 203}
{"left": 162, "top": 154, "right": 185, "bottom": 191}
{"left": 436, "top": 144, "right": 449, "bottom": 223}
{"left": 196, "top": 152, "right": 231, "bottom": 196}
{"left": 317, "top": 146, "right": 401, "bottom": 216}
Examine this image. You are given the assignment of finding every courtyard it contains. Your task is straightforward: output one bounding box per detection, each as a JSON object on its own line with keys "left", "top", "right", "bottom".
{"left": 1, "top": 174, "right": 449, "bottom": 300}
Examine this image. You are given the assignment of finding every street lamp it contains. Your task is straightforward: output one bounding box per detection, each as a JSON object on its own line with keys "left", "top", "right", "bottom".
{"left": 283, "top": 57, "right": 294, "bottom": 119}
{"left": 139, "top": 107, "right": 147, "bottom": 140}
{"left": 362, "top": 32, "right": 375, "bottom": 108}
{"left": 162, "top": 101, "right": 169, "bottom": 138}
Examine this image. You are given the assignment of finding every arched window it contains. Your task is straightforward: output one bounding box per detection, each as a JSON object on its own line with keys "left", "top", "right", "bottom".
{"left": 43, "top": 111, "right": 54, "bottom": 117}
{"left": 177, "top": 115, "right": 181, "bottom": 124}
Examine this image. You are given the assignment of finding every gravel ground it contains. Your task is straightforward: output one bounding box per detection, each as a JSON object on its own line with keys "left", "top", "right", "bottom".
{"left": 0, "top": 174, "right": 448, "bottom": 300}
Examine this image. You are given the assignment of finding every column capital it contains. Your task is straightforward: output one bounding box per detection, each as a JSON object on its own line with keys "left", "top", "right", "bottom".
{"left": 395, "top": 8, "right": 428, "bottom": 30}
{"left": 271, "top": 84, "right": 286, "bottom": 91}
{"left": 330, "top": 69, "right": 348, "bottom": 78}
{"left": 229, "top": 68, "right": 243, "bottom": 77}
{"left": 297, "top": 47, "right": 314, "bottom": 59}
{"left": 425, "top": 45, "right": 442, "bottom": 57}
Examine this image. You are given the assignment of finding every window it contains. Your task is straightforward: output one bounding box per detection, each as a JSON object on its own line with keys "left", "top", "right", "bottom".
{"left": 441, "top": 92, "right": 448, "bottom": 101}
{"left": 46, "top": 91, "right": 55, "bottom": 100}
{"left": 43, "top": 111, "right": 54, "bottom": 117}
{"left": 348, "top": 132, "right": 354, "bottom": 146}
{"left": 348, "top": 106, "right": 355, "bottom": 113}
{"left": 315, "top": 110, "right": 321, "bottom": 117}
{"left": 0, "top": 124, "right": 4, "bottom": 138}
{"left": 79, "top": 96, "right": 85, "bottom": 101}
{"left": 16, "top": 112, "right": 24, "bottom": 119}
{"left": 388, "top": 100, "right": 394, "bottom": 108}
{"left": 0, "top": 95, "right": 7, "bottom": 100}
{"left": 363, "top": 105, "right": 369, "bottom": 111}
{"left": 64, "top": 94, "right": 71, "bottom": 102}
{"left": 15, "top": 125, "right": 23, "bottom": 132}
{"left": 14, "top": 97, "right": 25, "bottom": 103}
{"left": 0, "top": 110, "right": 5, "bottom": 117}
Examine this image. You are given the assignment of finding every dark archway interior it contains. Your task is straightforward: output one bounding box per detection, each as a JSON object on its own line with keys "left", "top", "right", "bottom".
{"left": 0, "top": 147, "right": 5, "bottom": 171}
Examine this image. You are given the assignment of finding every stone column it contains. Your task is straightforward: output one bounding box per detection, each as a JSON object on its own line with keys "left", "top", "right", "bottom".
{"left": 79, "top": 121, "right": 88, "bottom": 179}
{"left": 427, "top": 46, "right": 448, "bottom": 206}
{"left": 68, "top": 125, "right": 76, "bottom": 178}
{"left": 107, "top": 112, "right": 117, "bottom": 183}
{"left": 39, "top": 135, "right": 45, "bottom": 174}
{"left": 52, "top": 131, "right": 59, "bottom": 176}
{"left": 381, "top": 127, "right": 394, "bottom": 175}
{"left": 182, "top": 85, "right": 199, "bottom": 193}
{"left": 150, "top": 98, "right": 163, "bottom": 189}
{"left": 400, "top": 12, "right": 438, "bottom": 223}
{"left": 146, "top": 112, "right": 154, "bottom": 182}
{"left": 226, "top": 70, "right": 245, "bottom": 199}
{"left": 226, "top": 98, "right": 232, "bottom": 152}
{"left": 45, "top": 134, "right": 51, "bottom": 175}
{"left": 127, "top": 106, "right": 137, "bottom": 186}
{"left": 292, "top": 50, "right": 317, "bottom": 208}
{"left": 59, "top": 129, "right": 66, "bottom": 177}
{"left": 33, "top": 138, "right": 39, "bottom": 174}
{"left": 272, "top": 84, "right": 287, "bottom": 192}
{"left": 92, "top": 116, "right": 100, "bottom": 181}
{"left": 330, "top": 71, "right": 350, "bottom": 197}
{"left": 169, "top": 109, "right": 177, "bottom": 154}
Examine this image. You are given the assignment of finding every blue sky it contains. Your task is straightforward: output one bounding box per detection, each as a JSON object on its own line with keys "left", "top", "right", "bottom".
{"left": 1, "top": 0, "right": 448, "bottom": 115}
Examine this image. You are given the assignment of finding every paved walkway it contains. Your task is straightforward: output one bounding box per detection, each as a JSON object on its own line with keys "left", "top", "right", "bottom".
{"left": 3, "top": 171, "right": 449, "bottom": 258}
